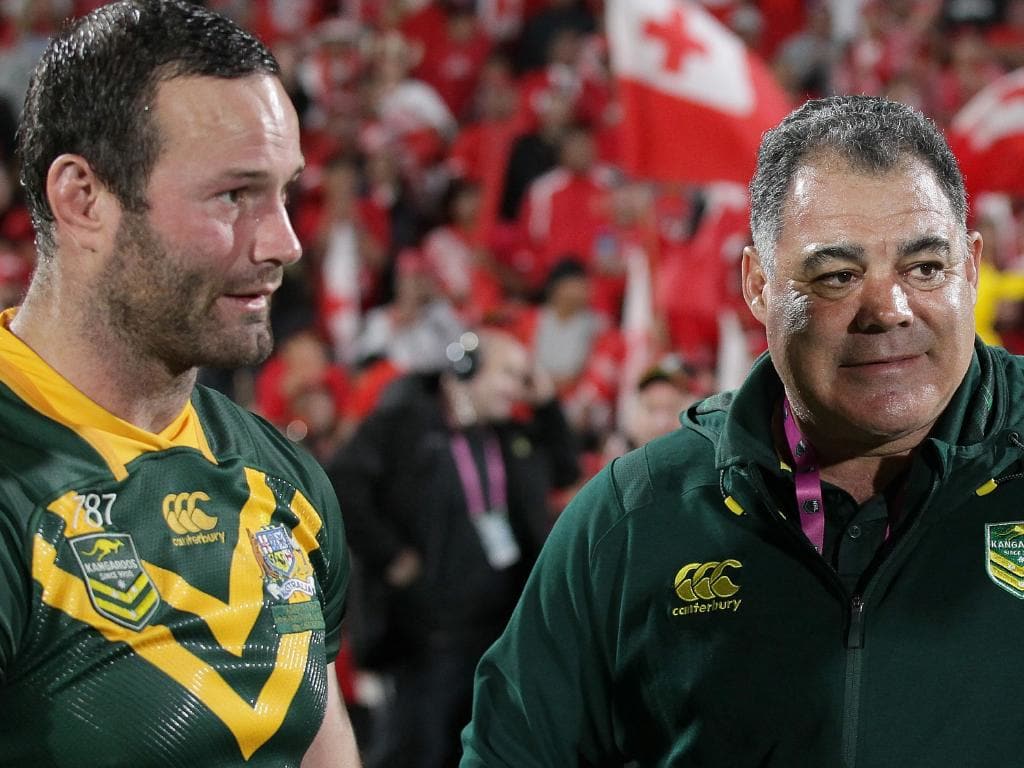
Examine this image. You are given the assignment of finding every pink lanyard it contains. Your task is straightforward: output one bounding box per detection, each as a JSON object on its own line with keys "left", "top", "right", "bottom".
{"left": 782, "top": 398, "right": 826, "bottom": 554}
{"left": 782, "top": 399, "right": 896, "bottom": 555}
{"left": 450, "top": 431, "right": 507, "bottom": 519}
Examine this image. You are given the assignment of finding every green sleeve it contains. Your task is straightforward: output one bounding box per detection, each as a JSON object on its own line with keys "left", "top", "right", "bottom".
{"left": 308, "top": 460, "right": 350, "bottom": 661}
{"left": 461, "top": 467, "right": 626, "bottom": 766}
{"left": 0, "top": 503, "right": 30, "bottom": 683}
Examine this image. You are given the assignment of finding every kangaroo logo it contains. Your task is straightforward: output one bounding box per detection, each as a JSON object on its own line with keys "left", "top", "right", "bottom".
{"left": 162, "top": 491, "right": 217, "bottom": 534}
{"left": 80, "top": 538, "right": 124, "bottom": 561}
{"left": 70, "top": 532, "right": 160, "bottom": 631}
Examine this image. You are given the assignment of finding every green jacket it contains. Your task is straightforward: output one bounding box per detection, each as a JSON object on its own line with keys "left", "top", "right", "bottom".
{"left": 462, "top": 340, "right": 1024, "bottom": 767}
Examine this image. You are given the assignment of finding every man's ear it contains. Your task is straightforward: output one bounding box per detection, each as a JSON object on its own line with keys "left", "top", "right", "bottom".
{"left": 742, "top": 245, "right": 768, "bottom": 324}
{"left": 966, "top": 229, "right": 983, "bottom": 302}
{"left": 45, "top": 154, "right": 119, "bottom": 254}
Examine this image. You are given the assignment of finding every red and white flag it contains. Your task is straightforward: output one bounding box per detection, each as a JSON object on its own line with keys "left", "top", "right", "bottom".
{"left": 949, "top": 67, "right": 1024, "bottom": 199}
{"left": 616, "top": 239, "right": 657, "bottom": 432}
{"left": 607, "top": 0, "right": 792, "bottom": 184}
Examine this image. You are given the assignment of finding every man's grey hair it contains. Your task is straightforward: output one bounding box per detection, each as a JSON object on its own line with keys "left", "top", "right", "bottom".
{"left": 749, "top": 95, "right": 967, "bottom": 275}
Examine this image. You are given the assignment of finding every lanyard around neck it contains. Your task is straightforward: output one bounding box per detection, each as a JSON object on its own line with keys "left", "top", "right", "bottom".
{"left": 781, "top": 398, "right": 897, "bottom": 555}
{"left": 781, "top": 398, "right": 826, "bottom": 554}
{"left": 449, "top": 430, "right": 507, "bottom": 519}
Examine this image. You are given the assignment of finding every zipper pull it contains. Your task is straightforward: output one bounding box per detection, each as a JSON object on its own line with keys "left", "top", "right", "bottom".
{"left": 847, "top": 595, "right": 865, "bottom": 649}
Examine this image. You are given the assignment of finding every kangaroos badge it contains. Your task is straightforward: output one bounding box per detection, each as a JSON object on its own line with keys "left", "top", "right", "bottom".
{"left": 70, "top": 532, "right": 160, "bottom": 631}
{"left": 986, "top": 522, "right": 1024, "bottom": 599}
{"left": 249, "top": 524, "right": 316, "bottom": 602}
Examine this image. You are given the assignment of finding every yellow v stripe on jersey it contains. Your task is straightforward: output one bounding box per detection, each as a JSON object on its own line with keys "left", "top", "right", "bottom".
{"left": 144, "top": 468, "right": 277, "bottom": 656}
{"left": 38, "top": 468, "right": 323, "bottom": 760}
{"left": 34, "top": 537, "right": 308, "bottom": 760}
{"left": 144, "top": 469, "right": 325, "bottom": 655}
{"left": 0, "top": 308, "right": 216, "bottom": 481}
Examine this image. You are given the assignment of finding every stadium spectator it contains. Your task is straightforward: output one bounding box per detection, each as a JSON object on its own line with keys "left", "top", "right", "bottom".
{"left": 370, "top": 29, "right": 458, "bottom": 174}
{"left": 354, "top": 247, "right": 465, "bottom": 373}
{"left": 514, "top": 0, "right": 596, "bottom": 74}
{"left": 519, "top": 123, "right": 615, "bottom": 293}
{"left": 448, "top": 53, "right": 522, "bottom": 251}
{"left": 301, "top": 154, "right": 389, "bottom": 364}
{"left": 254, "top": 325, "right": 354, "bottom": 458}
{"left": 403, "top": 1, "right": 493, "bottom": 121}
{"left": 330, "top": 327, "right": 578, "bottom": 768}
{"left": 423, "top": 178, "right": 505, "bottom": 323}
{"left": 518, "top": 256, "right": 608, "bottom": 394}
{"left": 499, "top": 87, "right": 574, "bottom": 216}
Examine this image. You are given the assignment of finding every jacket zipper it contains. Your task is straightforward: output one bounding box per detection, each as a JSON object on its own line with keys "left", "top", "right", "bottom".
{"left": 838, "top": 460, "right": 945, "bottom": 768}
{"left": 841, "top": 595, "right": 865, "bottom": 768}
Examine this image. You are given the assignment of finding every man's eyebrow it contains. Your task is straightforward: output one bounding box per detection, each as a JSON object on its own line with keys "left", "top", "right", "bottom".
{"left": 801, "top": 243, "right": 866, "bottom": 271}
{"left": 216, "top": 164, "right": 306, "bottom": 185}
{"left": 897, "top": 234, "right": 951, "bottom": 258}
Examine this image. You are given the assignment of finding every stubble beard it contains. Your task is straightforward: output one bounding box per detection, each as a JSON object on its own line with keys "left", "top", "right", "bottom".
{"left": 97, "top": 211, "right": 275, "bottom": 376}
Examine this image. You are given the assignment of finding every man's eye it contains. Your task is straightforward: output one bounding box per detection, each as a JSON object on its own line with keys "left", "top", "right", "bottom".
{"left": 818, "top": 270, "right": 856, "bottom": 287}
{"left": 911, "top": 263, "right": 942, "bottom": 279}
{"left": 218, "top": 188, "right": 244, "bottom": 204}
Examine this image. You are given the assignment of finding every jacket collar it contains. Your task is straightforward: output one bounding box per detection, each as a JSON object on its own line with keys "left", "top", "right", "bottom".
{"left": 687, "top": 338, "right": 1008, "bottom": 475}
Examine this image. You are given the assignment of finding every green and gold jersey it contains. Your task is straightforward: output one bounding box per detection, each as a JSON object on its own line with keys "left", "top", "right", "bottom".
{"left": 0, "top": 311, "right": 349, "bottom": 767}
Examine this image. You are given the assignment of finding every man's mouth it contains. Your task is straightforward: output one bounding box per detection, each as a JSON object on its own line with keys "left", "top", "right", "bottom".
{"left": 840, "top": 354, "right": 922, "bottom": 369}
{"left": 222, "top": 283, "right": 277, "bottom": 310}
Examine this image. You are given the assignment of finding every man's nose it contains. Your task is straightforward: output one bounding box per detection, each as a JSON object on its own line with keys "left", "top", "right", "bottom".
{"left": 254, "top": 201, "right": 302, "bottom": 266}
{"left": 853, "top": 276, "right": 914, "bottom": 332}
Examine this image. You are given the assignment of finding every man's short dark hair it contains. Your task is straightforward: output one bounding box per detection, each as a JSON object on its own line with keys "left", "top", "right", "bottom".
{"left": 749, "top": 95, "right": 967, "bottom": 273}
{"left": 17, "top": 0, "right": 280, "bottom": 257}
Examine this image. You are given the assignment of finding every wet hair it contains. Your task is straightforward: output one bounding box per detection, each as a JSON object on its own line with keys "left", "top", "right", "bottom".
{"left": 749, "top": 95, "right": 967, "bottom": 274}
{"left": 17, "top": 0, "right": 279, "bottom": 257}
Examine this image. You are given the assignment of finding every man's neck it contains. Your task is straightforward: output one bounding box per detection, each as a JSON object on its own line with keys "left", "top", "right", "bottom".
{"left": 774, "top": 400, "right": 925, "bottom": 505}
{"left": 817, "top": 453, "right": 914, "bottom": 505}
{"left": 11, "top": 290, "right": 196, "bottom": 433}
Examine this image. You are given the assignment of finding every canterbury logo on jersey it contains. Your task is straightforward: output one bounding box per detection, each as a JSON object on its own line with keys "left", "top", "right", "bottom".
{"left": 163, "top": 491, "right": 216, "bottom": 532}
{"left": 671, "top": 560, "right": 743, "bottom": 616}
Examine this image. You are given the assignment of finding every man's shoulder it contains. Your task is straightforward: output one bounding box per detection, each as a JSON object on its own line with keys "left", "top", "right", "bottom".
{"left": 610, "top": 426, "right": 720, "bottom": 510}
{"left": 0, "top": 381, "right": 109, "bottom": 498}
{"left": 190, "top": 383, "right": 324, "bottom": 484}
{"left": 560, "top": 427, "right": 719, "bottom": 540}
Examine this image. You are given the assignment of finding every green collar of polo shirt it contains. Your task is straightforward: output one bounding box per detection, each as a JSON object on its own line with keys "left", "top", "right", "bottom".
{"left": 691, "top": 338, "right": 1001, "bottom": 477}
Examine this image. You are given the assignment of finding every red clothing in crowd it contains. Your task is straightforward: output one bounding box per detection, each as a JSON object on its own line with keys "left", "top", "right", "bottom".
{"left": 422, "top": 224, "right": 505, "bottom": 324}
{"left": 246, "top": 0, "right": 330, "bottom": 45}
{"left": 520, "top": 167, "right": 613, "bottom": 290}
{"left": 517, "top": 63, "right": 609, "bottom": 134}
{"left": 254, "top": 354, "right": 352, "bottom": 428}
{"left": 657, "top": 197, "right": 765, "bottom": 371}
{"left": 449, "top": 116, "right": 523, "bottom": 242}
{"left": 402, "top": 4, "right": 494, "bottom": 120}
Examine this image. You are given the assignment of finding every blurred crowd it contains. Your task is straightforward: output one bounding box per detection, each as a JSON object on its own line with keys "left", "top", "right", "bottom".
{"left": 3, "top": 0, "right": 1024, "bottom": 455}
{"left": 1, "top": 0, "right": 1024, "bottom": 763}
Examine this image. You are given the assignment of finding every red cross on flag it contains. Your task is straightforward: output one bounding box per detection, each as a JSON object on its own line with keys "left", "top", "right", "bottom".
{"left": 949, "top": 67, "right": 1024, "bottom": 199}
{"left": 607, "top": 0, "right": 792, "bottom": 184}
